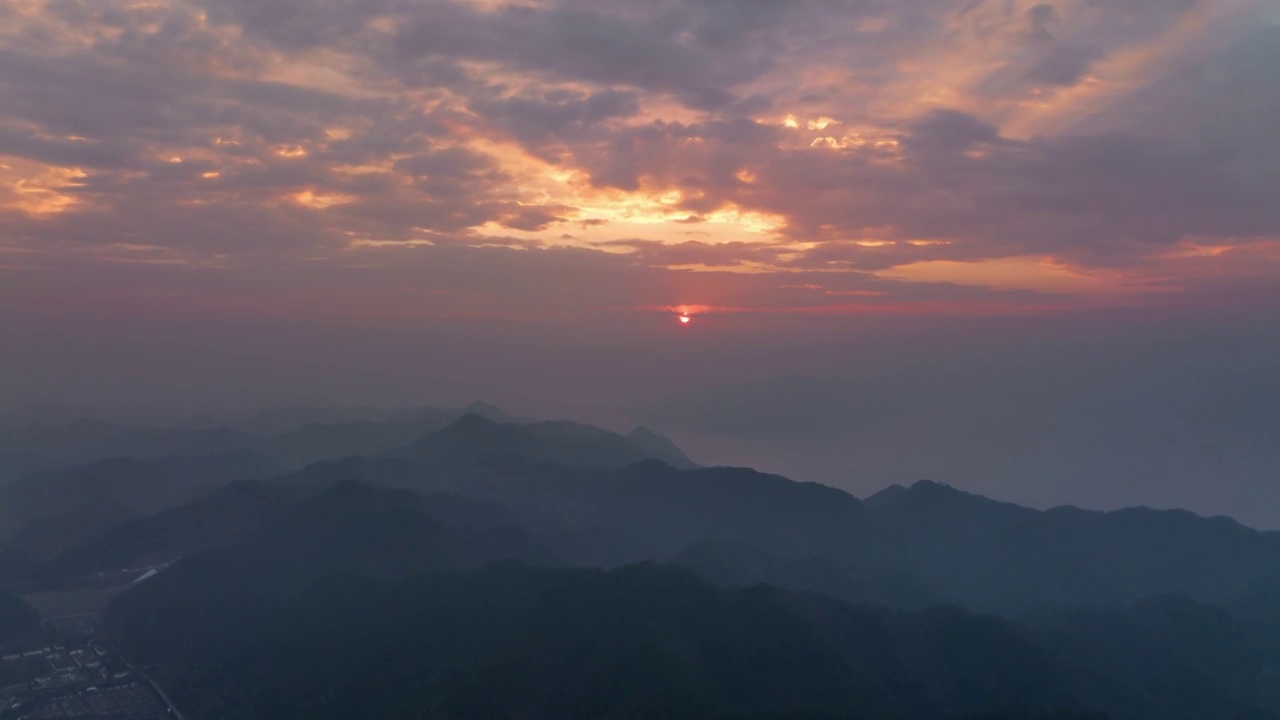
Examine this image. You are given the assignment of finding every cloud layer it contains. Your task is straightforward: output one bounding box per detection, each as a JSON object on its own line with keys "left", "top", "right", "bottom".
{"left": 1, "top": 0, "right": 1276, "bottom": 319}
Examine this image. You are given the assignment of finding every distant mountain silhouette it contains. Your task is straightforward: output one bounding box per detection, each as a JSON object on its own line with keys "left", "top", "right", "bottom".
{"left": 855, "top": 480, "right": 1280, "bottom": 611}
{"left": 42, "top": 446, "right": 1280, "bottom": 616}
{"left": 273, "top": 452, "right": 1280, "bottom": 611}
{"left": 862, "top": 481, "right": 909, "bottom": 509}
{"left": 392, "top": 413, "right": 690, "bottom": 471}
{"left": 459, "top": 400, "right": 514, "bottom": 421}
{"left": 19, "top": 402, "right": 1280, "bottom": 720}
{"left": 626, "top": 425, "right": 697, "bottom": 468}
{"left": 37, "top": 474, "right": 565, "bottom": 592}
{"left": 273, "top": 450, "right": 863, "bottom": 559}
{"left": 106, "top": 481, "right": 556, "bottom": 664}
{"left": 598, "top": 461, "right": 865, "bottom": 556}
{"left": 0, "top": 421, "right": 268, "bottom": 483}
{"left": 37, "top": 480, "right": 295, "bottom": 588}
{"left": 267, "top": 403, "right": 515, "bottom": 468}
{"left": 0, "top": 403, "right": 525, "bottom": 483}
{"left": 1, "top": 451, "right": 281, "bottom": 521}
{"left": 60, "top": 426, "right": 1280, "bottom": 720}
{"left": 0, "top": 451, "right": 282, "bottom": 562}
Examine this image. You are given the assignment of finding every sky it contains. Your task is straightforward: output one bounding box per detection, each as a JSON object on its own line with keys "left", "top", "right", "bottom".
{"left": 2, "top": 0, "right": 1279, "bottom": 522}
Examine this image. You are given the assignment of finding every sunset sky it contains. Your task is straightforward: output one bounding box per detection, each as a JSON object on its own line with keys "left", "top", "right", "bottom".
{"left": 3, "top": 0, "right": 1279, "bottom": 520}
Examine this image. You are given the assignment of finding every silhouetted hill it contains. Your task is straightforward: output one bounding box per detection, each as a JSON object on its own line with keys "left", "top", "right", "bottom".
{"left": 278, "top": 452, "right": 864, "bottom": 559}
{"left": 51, "top": 423, "right": 264, "bottom": 469}
{"left": 111, "top": 563, "right": 1088, "bottom": 720}
{"left": 863, "top": 482, "right": 909, "bottom": 509}
{"left": 38, "top": 473, "right": 570, "bottom": 591}
{"left": 2, "top": 500, "right": 139, "bottom": 573}
{"left": 393, "top": 414, "right": 692, "bottom": 471}
{"left": 234, "top": 453, "right": 1280, "bottom": 612}
{"left": 626, "top": 425, "right": 697, "bottom": 468}
{"left": 22, "top": 417, "right": 1280, "bottom": 621}
{"left": 53, "top": 430, "right": 1280, "bottom": 720}
{"left": 598, "top": 461, "right": 865, "bottom": 556}
{"left": 0, "top": 451, "right": 283, "bottom": 563}
{"left": 105, "top": 482, "right": 557, "bottom": 664}
{"left": 866, "top": 480, "right": 1034, "bottom": 531}
{"left": 0, "top": 403, "right": 524, "bottom": 483}
{"left": 855, "top": 480, "right": 1280, "bottom": 611}
{"left": 1023, "top": 593, "right": 1280, "bottom": 720}
{"left": 670, "top": 539, "right": 942, "bottom": 610}
{"left": 2, "top": 451, "right": 281, "bottom": 522}
{"left": 273, "top": 455, "right": 430, "bottom": 492}
{"left": 47, "top": 450, "right": 868, "bottom": 585}
{"left": 0, "top": 420, "right": 115, "bottom": 484}
{"left": 36, "top": 480, "right": 295, "bottom": 588}
{"left": 266, "top": 403, "right": 514, "bottom": 468}
{"left": 111, "top": 561, "right": 1280, "bottom": 720}
{"left": 0, "top": 421, "right": 272, "bottom": 487}
{"left": 983, "top": 506, "right": 1275, "bottom": 611}
{"left": 268, "top": 421, "right": 429, "bottom": 467}
{"left": 0, "top": 586, "right": 38, "bottom": 643}
{"left": 459, "top": 401, "right": 514, "bottom": 420}
{"left": 36, "top": 459, "right": 583, "bottom": 591}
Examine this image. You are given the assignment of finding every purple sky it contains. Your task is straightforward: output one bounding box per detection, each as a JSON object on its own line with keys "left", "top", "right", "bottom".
{"left": 2, "top": 0, "right": 1279, "bottom": 523}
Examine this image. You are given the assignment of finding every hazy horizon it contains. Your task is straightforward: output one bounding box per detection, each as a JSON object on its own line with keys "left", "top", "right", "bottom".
{"left": 6, "top": 303, "right": 1279, "bottom": 528}
{"left": 4, "top": 1, "right": 1279, "bottom": 523}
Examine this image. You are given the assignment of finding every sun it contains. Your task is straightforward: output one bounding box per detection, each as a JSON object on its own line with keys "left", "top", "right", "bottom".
{"left": 679, "top": 314, "right": 692, "bottom": 324}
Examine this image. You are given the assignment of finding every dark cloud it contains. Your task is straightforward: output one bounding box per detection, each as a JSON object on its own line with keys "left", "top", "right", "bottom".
{"left": 1024, "top": 3, "right": 1060, "bottom": 43}
{"left": 905, "top": 109, "right": 1002, "bottom": 151}
{"left": 198, "top": 0, "right": 398, "bottom": 50}
{"left": 3, "top": 0, "right": 1264, "bottom": 272}
{"left": 465, "top": 87, "right": 642, "bottom": 164}
{"left": 1023, "top": 44, "right": 1102, "bottom": 86}
{"left": 388, "top": 2, "right": 754, "bottom": 109}
{"left": 1085, "top": 0, "right": 1198, "bottom": 16}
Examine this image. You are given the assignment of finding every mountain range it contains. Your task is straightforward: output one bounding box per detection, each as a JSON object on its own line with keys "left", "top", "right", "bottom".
{"left": 4, "top": 404, "right": 1280, "bottom": 719}
{"left": 15, "top": 412, "right": 1280, "bottom": 611}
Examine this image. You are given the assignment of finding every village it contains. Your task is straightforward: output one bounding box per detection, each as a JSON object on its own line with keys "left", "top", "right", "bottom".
{"left": 2, "top": 564, "right": 179, "bottom": 720}
{"left": 1, "top": 639, "right": 175, "bottom": 719}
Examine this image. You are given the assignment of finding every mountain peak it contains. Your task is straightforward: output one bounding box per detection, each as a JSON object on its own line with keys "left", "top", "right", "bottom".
{"left": 908, "top": 479, "right": 959, "bottom": 494}
{"left": 397, "top": 415, "right": 692, "bottom": 471}
{"left": 627, "top": 425, "right": 659, "bottom": 439}
{"left": 899, "top": 479, "right": 1018, "bottom": 510}
{"left": 462, "top": 402, "right": 509, "bottom": 421}
{"left": 440, "top": 413, "right": 503, "bottom": 434}
{"left": 865, "top": 479, "right": 1022, "bottom": 517}
{"left": 865, "top": 480, "right": 963, "bottom": 507}
{"left": 863, "top": 483, "right": 908, "bottom": 508}
{"left": 624, "top": 425, "right": 696, "bottom": 469}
